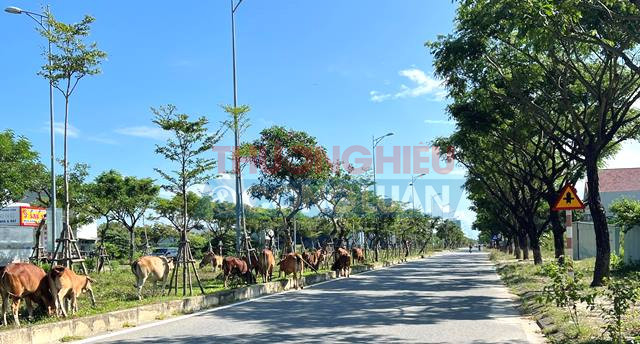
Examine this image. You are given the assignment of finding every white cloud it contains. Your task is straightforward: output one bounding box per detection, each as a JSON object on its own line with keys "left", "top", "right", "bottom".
{"left": 424, "top": 119, "right": 455, "bottom": 125}
{"left": 115, "top": 126, "right": 169, "bottom": 140}
{"left": 370, "top": 68, "right": 446, "bottom": 102}
{"left": 605, "top": 140, "right": 640, "bottom": 169}
{"left": 49, "top": 122, "right": 79, "bottom": 138}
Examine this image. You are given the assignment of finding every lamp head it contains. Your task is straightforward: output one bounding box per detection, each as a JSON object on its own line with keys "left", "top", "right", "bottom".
{"left": 385, "top": 132, "right": 394, "bottom": 137}
{"left": 4, "top": 6, "right": 23, "bottom": 14}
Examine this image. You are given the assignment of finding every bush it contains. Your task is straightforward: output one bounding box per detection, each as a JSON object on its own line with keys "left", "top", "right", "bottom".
{"left": 599, "top": 277, "right": 640, "bottom": 343}
{"left": 539, "top": 258, "right": 596, "bottom": 334}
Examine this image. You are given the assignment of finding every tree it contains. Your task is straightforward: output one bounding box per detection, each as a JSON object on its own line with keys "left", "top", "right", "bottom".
{"left": 246, "top": 126, "right": 331, "bottom": 254}
{"left": 311, "top": 164, "right": 363, "bottom": 246}
{"left": 0, "top": 130, "right": 42, "bottom": 208}
{"left": 153, "top": 104, "right": 223, "bottom": 295}
{"left": 102, "top": 171, "right": 159, "bottom": 263}
{"left": 430, "top": 1, "right": 640, "bottom": 283}
{"left": 610, "top": 198, "right": 640, "bottom": 233}
{"left": 39, "top": 11, "right": 106, "bottom": 237}
{"left": 155, "top": 192, "right": 202, "bottom": 233}
{"left": 34, "top": 162, "right": 94, "bottom": 230}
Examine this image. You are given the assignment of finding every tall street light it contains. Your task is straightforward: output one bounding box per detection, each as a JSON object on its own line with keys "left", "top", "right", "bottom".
{"left": 371, "top": 132, "right": 394, "bottom": 196}
{"left": 231, "top": 0, "right": 247, "bottom": 254}
{"left": 409, "top": 173, "right": 427, "bottom": 212}
{"left": 5, "top": 5, "right": 57, "bottom": 252}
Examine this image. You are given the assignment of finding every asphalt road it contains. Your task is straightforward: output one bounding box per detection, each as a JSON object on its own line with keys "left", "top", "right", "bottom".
{"left": 77, "top": 250, "right": 544, "bottom": 344}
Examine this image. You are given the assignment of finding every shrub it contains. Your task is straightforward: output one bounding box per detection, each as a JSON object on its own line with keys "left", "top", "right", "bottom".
{"left": 599, "top": 277, "right": 640, "bottom": 343}
{"left": 540, "top": 258, "right": 596, "bottom": 334}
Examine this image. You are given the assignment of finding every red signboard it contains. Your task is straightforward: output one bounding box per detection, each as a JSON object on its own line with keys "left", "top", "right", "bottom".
{"left": 19, "top": 207, "right": 46, "bottom": 227}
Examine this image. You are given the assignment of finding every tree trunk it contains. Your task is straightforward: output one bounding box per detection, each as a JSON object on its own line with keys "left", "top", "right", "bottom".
{"left": 586, "top": 154, "right": 610, "bottom": 286}
{"left": 548, "top": 208, "right": 566, "bottom": 263}
{"left": 507, "top": 238, "right": 513, "bottom": 254}
{"left": 522, "top": 234, "right": 530, "bottom": 260}
{"left": 513, "top": 236, "right": 521, "bottom": 259}
{"left": 129, "top": 228, "right": 135, "bottom": 263}
{"left": 528, "top": 231, "right": 543, "bottom": 265}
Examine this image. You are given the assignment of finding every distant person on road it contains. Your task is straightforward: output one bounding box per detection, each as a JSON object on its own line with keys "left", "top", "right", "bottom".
{"left": 478, "top": 244, "right": 481, "bottom": 252}
{"left": 468, "top": 245, "right": 473, "bottom": 253}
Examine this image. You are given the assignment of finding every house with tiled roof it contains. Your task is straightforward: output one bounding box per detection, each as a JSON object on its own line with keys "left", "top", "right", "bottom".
{"left": 593, "top": 168, "right": 640, "bottom": 215}
{"left": 577, "top": 167, "right": 640, "bottom": 263}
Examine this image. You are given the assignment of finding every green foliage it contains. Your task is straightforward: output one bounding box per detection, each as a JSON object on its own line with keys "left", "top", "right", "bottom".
{"left": 246, "top": 126, "right": 331, "bottom": 247}
{"left": 38, "top": 11, "right": 107, "bottom": 94}
{"left": 610, "top": 198, "right": 640, "bottom": 233}
{"left": 153, "top": 105, "right": 224, "bottom": 233}
{"left": 0, "top": 130, "right": 42, "bottom": 208}
{"left": 599, "top": 277, "right": 640, "bottom": 343}
{"left": 540, "top": 259, "right": 596, "bottom": 333}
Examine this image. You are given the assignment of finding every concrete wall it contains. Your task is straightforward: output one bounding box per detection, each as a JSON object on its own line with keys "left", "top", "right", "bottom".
{"left": 624, "top": 226, "right": 640, "bottom": 264}
{"left": 572, "top": 222, "right": 621, "bottom": 260}
{"left": 0, "top": 256, "right": 421, "bottom": 344}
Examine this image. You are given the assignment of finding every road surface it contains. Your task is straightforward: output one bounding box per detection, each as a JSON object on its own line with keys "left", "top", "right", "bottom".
{"left": 77, "top": 250, "right": 544, "bottom": 344}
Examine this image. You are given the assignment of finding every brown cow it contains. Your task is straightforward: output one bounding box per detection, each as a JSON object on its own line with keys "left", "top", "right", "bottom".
{"left": 222, "top": 256, "right": 252, "bottom": 288}
{"left": 48, "top": 266, "right": 96, "bottom": 317}
{"left": 199, "top": 252, "right": 223, "bottom": 272}
{"left": 352, "top": 247, "right": 365, "bottom": 264}
{"left": 131, "top": 256, "right": 173, "bottom": 300}
{"left": 258, "top": 249, "right": 275, "bottom": 282}
{"left": 302, "top": 248, "right": 327, "bottom": 271}
{"left": 332, "top": 248, "right": 351, "bottom": 278}
{"left": 278, "top": 253, "right": 304, "bottom": 289}
{"left": 1, "top": 263, "right": 54, "bottom": 326}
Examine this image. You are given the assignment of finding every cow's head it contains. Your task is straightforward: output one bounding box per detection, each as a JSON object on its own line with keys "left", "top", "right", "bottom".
{"left": 199, "top": 251, "right": 214, "bottom": 268}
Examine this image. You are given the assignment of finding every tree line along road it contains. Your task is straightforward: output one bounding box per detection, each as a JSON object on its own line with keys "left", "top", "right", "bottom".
{"left": 75, "top": 250, "right": 544, "bottom": 344}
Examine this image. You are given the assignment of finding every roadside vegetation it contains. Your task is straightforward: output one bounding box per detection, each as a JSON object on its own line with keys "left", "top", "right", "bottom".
{"left": 491, "top": 250, "right": 640, "bottom": 343}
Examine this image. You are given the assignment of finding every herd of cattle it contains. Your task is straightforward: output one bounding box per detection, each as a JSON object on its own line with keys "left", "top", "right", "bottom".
{"left": 0, "top": 246, "right": 365, "bottom": 327}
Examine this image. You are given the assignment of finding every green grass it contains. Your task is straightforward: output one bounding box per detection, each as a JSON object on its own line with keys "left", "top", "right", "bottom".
{"left": 60, "top": 336, "right": 84, "bottom": 342}
{"left": 2, "top": 251, "right": 421, "bottom": 331}
{"left": 490, "top": 250, "right": 640, "bottom": 343}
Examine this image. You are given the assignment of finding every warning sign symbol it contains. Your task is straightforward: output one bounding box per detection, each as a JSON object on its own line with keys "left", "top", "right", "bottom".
{"left": 552, "top": 184, "right": 585, "bottom": 211}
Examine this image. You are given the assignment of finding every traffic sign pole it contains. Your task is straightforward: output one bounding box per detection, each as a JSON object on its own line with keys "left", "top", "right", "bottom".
{"left": 565, "top": 210, "right": 573, "bottom": 259}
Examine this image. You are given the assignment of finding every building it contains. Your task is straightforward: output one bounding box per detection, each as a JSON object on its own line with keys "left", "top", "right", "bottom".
{"left": 574, "top": 168, "right": 640, "bottom": 263}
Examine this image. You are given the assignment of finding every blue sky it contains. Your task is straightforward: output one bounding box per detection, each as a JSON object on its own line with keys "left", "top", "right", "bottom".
{"left": 1, "top": 1, "right": 478, "bottom": 234}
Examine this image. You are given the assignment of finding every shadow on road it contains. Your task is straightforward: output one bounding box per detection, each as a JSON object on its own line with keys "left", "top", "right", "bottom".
{"left": 106, "top": 252, "right": 534, "bottom": 344}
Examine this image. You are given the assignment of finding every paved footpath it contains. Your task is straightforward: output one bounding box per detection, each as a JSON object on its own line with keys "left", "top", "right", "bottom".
{"left": 76, "top": 250, "right": 545, "bottom": 344}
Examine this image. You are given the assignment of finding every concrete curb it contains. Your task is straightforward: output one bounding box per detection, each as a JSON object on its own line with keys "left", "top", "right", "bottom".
{"left": 0, "top": 256, "right": 425, "bottom": 344}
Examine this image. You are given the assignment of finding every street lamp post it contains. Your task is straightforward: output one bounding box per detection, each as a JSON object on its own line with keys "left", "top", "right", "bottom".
{"left": 230, "top": 0, "right": 247, "bottom": 254}
{"left": 409, "top": 173, "right": 427, "bottom": 213}
{"left": 371, "top": 133, "right": 393, "bottom": 259}
{"left": 5, "top": 6, "right": 57, "bottom": 253}
{"left": 371, "top": 132, "right": 394, "bottom": 196}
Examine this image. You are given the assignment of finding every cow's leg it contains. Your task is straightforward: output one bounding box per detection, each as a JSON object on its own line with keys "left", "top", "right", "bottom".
{"left": 224, "top": 274, "right": 229, "bottom": 289}
{"left": 137, "top": 275, "right": 148, "bottom": 300}
{"left": 2, "top": 293, "right": 7, "bottom": 325}
{"left": 87, "top": 286, "right": 96, "bottom": 306}
{"left": 71, "top": 293, "right": 78, "bottom": 315}
{"left": 25, "top": 298, "right": 34, "bottom": 320}
{"left": 11, "top": 298, "right": 20, "bottom": 327}
{"left": 57, "top": 290, "right": 68, "bottom": 318}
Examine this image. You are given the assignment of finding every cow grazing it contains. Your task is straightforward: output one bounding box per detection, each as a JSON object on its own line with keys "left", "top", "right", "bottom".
{"left": 258, "top": 249, "right": 275, "bottom": 282}
{"left": 332, "top": 248, "right": 352, "bottom": 278}
{"left": 131, "top": 256, "right": 173, "bottom": 300}
{"left": 352, "top": 247, "right": 365, "bottom": 264}
{"left": 278, "top": 253, "right": 304, "bottom": 289}
{"left": 48, "top": 266, "right": 96, "bottom": 317}
{"left": 222, "top": 257, "right": 252, "bottom": 288}
{"left": 302, "top": 248, "right": 327, "bottom": 271}
{"left": 1, "top": 263, "right": 54, "bottom": 326}
{"left": 199, "top": 252, "right": 223, "bottom": 272}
